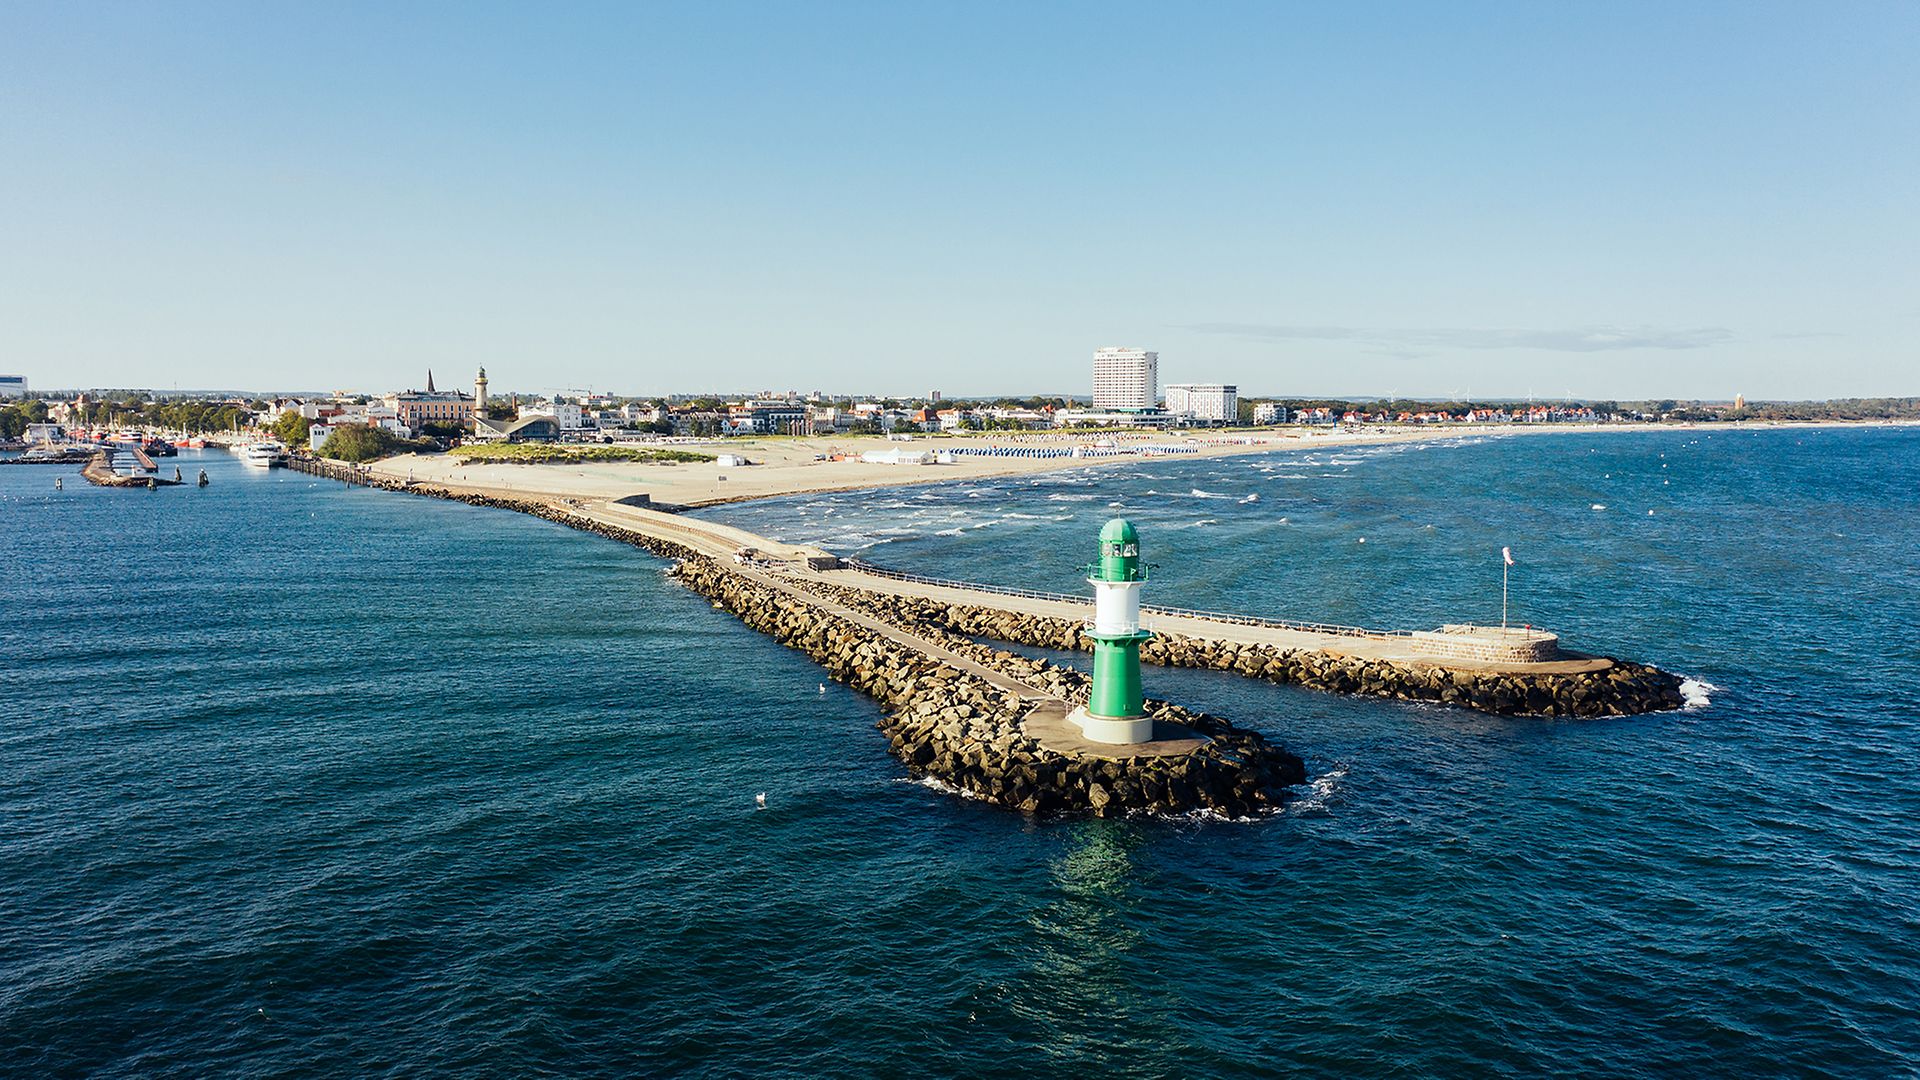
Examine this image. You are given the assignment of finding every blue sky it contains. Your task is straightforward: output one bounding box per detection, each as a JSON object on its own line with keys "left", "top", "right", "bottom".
{"left": 2, "top": 1, "right": 1914, "bottom": 399}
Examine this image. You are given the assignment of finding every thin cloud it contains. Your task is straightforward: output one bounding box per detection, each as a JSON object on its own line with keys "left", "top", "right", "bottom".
{"left": 1183, "top": 322, "right": 1735, "bottom": 353}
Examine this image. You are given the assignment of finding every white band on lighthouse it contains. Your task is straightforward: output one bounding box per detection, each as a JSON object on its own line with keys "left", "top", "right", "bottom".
{"left": 1090, "top": 579, "right": 1142, "bottom": 635}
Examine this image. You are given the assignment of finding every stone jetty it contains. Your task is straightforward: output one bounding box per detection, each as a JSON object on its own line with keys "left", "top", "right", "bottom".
{"left": 81, "top": 449, "right": 181, "bottom": 488}
{"left": 338, "top": 471, "right": 1688, "bottom": 816}
{"left": 668, "top": 556, "right": 1307, "bottom": 818}
{"left": 357, "top": 479, "right": 1305, "bottom": 816}
{"left": 793, "top": 583, "right": 1685, "bottom": 718}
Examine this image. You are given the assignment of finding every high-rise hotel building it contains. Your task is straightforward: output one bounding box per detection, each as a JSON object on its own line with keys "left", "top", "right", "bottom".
{"left": 1165, "top": 383, "right": 1238, "bottom": 423}
{"left": 1091, "top": 347, "right": 1158, "bottom": 410}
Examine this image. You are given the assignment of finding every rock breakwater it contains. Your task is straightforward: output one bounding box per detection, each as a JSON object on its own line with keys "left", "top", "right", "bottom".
{"left": 364, "top": 480, "right": 1306, "bottom": 817}
{"left": 667, "top": 558, "right": 1307, "bottom": 818}
{"left": 796, "top": 583, "right": 1686, "bottom": 718}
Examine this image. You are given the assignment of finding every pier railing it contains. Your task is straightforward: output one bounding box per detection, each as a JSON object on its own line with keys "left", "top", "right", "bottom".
{"left": 840, "top": 558, "right": 1410, "bottom": 641}
{"left": 287, "top": 454, "right": 374, "bottom": 486}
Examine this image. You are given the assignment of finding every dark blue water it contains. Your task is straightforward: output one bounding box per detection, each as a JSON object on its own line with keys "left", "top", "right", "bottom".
{"left": 4, "top": 429, "right": 1917, "bottom": 1077}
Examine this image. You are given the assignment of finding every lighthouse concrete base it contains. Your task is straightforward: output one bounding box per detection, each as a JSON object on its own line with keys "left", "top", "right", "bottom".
{"left": 1067, "top": 706, "right": 1155, "bottom": 746}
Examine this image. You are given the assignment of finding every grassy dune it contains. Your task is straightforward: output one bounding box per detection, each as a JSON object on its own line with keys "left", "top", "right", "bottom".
{"left": 449, "top": 443, "right": 715, "bottom": 465}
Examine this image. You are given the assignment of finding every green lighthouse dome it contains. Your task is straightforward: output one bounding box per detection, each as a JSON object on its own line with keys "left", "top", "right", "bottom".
{"left": 1096, "top": 517, "right": 1143, "bottom": 582}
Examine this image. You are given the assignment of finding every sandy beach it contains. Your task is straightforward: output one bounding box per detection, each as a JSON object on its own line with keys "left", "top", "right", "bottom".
{"left": 369, "top": 424, "right": 1632, "bottom": 509}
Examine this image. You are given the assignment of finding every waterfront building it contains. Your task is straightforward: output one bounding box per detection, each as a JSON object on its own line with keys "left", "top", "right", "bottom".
{"left": 0, "top": 374, "right": 26, "bottom": 399}
{"left": 309, "top": 417, "right": 409, "bottom": 449}
{"left": 1052, "top": 407, "right": 1177, "bottom": 428}
{"left": 470, "top": 415, "right": 561, "bottom": 442}
{"left": 1092, "top": 347, "right": 1158, "bottom": 410}
{"left": 979, "top": 406, "right": 1050, "bottom": 427}
{"left": 385, "top": 369, "right": 475, "bottom": 432}
{"left": 811, "top": 406, "right": 855, "bottom": 432}
{"left": 519, "top": 399, "right": 586, "bottom": 431}
{"left": 726, "top": 399, "right": 811, "bottom": 435}
{"left": 1165, "top": 383, "right": 1238, "bottom": 424}
{"left": 1253, "top": 402, "right": 1284, "bottom": 425}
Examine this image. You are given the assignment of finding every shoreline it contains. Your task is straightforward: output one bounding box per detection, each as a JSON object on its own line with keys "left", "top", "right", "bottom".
{"left": 370, "top": 419, "right": 1916, "bottom": 512}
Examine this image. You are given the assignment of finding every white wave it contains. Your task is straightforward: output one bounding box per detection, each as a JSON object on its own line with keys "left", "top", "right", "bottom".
{"left": 935, "top": 527, "right": 964, "bottom": 536}
{"left": 1107, "top": 501, "right": 1125, "bottom": 508}
{"left": 1189, "top": 488, "right": 1231, "bottom": 498}
{"left": 1591, "top": 504, "right": 1607, "bottom": 510}
{"left": 1046, "top": 493, "right": 1097, "bottom": 502}
{"left": 1679, "top": 678, "right": 1717, "bottom": 710}
{"left": 1286, "top": 764, "right": 1348, "bottom": 815}
{"left": 906, "top": 775, "right": 991, "bottom": 802}
{"left": 1239, "top": 493, "right": 1259, "bottom": 504}
{"left": 1166, "top": 518, "right": 1218, "bottom": 529}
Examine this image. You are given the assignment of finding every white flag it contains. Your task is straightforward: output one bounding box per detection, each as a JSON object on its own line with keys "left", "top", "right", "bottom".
{"left": 1502, "top": 546, "right": 1515, "bottom": 566}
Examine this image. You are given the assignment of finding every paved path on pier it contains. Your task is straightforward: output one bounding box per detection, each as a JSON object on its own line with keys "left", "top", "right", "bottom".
{"left": 737, "top": 560, "right": 1058, "bottom": 704}
{"left": 530, "top": 496, "right": 1055, "bottom": 700}
{"left": 373, "top": 480, "right": 1603, "bottom": 677}
{"left": 566, "top": 499, "right": 1610, "bottom": 676}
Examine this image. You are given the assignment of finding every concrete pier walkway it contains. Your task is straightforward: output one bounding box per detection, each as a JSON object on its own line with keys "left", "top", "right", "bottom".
{"left": 565, "top": 498, "right": 1609, "bottom": 677}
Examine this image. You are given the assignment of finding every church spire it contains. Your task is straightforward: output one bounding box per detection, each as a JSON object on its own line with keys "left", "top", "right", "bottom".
{"left": 426, "top": 369, "right": 436, "bottom": 393}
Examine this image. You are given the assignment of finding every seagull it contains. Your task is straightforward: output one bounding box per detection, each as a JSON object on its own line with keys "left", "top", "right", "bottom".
{"left": 817, "top": 683, "right": 826, "bottom": 694}
{"left": 755, "top": 793, "right": 767, "bottom": 808}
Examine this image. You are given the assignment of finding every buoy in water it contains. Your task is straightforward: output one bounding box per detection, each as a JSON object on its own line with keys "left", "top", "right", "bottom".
{"left": 198, "top": 470, "right": 209, "bottom": 486}
{"left": 755, "top": 793, "right": 767, "bottom": 808}
{"left": 54, "top": 477, "right": 63, "bottom": 490}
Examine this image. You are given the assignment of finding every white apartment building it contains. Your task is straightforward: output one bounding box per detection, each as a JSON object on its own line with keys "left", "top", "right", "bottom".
{"left": 1092, "top": 347, "right": 1158, "bottom": 410}
{"left": 519, "top": 400, "right": 586, "bottom": 431}
{"left": 1165, "top": 383, "right": 1238, "bottom": 424}
{"left": 0, "top": 375, "right": 26, "bottom": 399}
{"left": 1253, "top": 402, "right": 1285, "bottom": 425}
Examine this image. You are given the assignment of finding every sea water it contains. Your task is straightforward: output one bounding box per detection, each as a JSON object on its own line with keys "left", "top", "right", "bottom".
{"left": 2, "top": 428, "right": 1917, "bottom": 1076}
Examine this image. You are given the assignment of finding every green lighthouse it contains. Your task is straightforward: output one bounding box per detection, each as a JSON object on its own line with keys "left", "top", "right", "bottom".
{"left": 1077, "top": 517, "right": 1156, "bottom": 744}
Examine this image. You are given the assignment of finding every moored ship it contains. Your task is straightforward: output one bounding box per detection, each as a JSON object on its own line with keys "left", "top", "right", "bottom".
{"left": 239, "top": 440, "right": 287, "bottom": 468}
